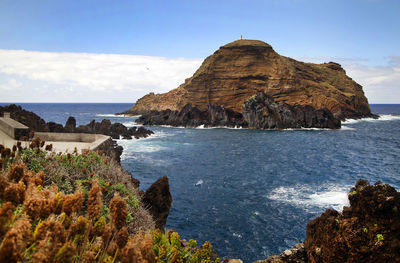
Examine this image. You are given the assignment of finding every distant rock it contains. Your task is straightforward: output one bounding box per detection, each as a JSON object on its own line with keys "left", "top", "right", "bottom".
{"left": 136, "top": 103, "right": 245, "bottom": 128}
{"left": 242, "top": 92, "right": 340, "bottom": 129}
{"left": 125, "top": 39, "right": 374, "bottom": 121}
{"left": 142, "top": 176, "right": 173, "bottom": 230}
{"left": 136, "top": 92, "right": 341, "bottom": 129}
{"left": 64, "top": 116, "right": 76, "bottom": 132}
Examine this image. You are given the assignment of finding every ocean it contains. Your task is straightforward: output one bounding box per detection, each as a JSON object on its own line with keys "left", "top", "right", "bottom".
{"left": 1, "top": 103, "right": 400, "bottom": 262}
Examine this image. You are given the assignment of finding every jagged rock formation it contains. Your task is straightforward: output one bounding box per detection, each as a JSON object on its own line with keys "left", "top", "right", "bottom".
{"left": 136, "top": 92, "right": 341, "bottom": 129}
{"left": 142, "top": 176, "right": 173, "bottom": 230}
{"left": 136, "top": 103, "right": 245, "bottom": 128}
{"left": 305, "top": 179, "right": 400, "bottom": 263}
{"left": 73, "top": 118, "right": 154, "bottom": 140}
{"left": 125, "top": 39, "right": 373, "bottom": 120}
{"left": 242, "top": 92, "right": 340, "bottom": 129}
{"left": 255, "top": 180, "right": 400, "bottom": 263}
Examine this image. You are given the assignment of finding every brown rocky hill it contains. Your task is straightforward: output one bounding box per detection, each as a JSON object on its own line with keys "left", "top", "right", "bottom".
{"left": 126, "top": 39, "right": 372, "bottom": 120}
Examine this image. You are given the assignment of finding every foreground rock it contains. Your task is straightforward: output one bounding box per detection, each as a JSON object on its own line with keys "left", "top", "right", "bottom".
{"left": 255, "top": 180, "right": 400, "bottom": 263}
{"left": 305, "top": 179, "right": 400, "bottom": 263}
{"left": 136, "top": 92, "right": 341, "bottom": 129}
{"left": 142, "top": 176, "right": 173, "bottom": 230}
{"left": 125, "top": 39, "right": 373, "bottom": 120}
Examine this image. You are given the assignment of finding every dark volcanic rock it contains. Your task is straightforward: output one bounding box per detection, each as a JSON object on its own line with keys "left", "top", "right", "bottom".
{"left": 305, "top": 179, "right": 400, "bottom": 263}
{"left": 0, "top": 104, "right": 47, "bottom": 132}
{"left": 242, "top": 92, "right": 341, "bottom": 129}
{"left": 64, "top": 116, "right": 76, "bottom": 132}
{"left": 136, "top": 103, "right": 245, "bottom": 128}
{"left": 95, "top": 138, "right": 124, "bottom": 163}
{"left": 136, "top": 93, "right": 340, "bottom": 129}
{"left": 142, "top": 176, "right": 173, "bottom": 230}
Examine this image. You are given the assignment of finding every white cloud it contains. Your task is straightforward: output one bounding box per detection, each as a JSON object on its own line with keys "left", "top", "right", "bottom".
{"left": 0, "top": 50, "right": 399, "bottom": 103}
{"left": 0, "top": 78, "right": 23, "bottom": 91}
{"left": 344, "top": 61, "right": 400, "bottom": 104}
{"left": 0, "top": 50, "right": 202, "bottom": 102}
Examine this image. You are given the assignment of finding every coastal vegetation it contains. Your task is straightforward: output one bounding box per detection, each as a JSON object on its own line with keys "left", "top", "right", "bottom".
{"left": 0, "top": 139, "right": 220, "bottom": 263}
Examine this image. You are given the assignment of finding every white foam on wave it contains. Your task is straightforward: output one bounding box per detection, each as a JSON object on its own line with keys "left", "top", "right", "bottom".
{"left": 96, "top": 113, "right": 140, "bottom": 118}
{"left": 122, "top": 121, "right": 142, "bottom": 127}
{"left": 340, "top": 125, "right": 356, "bottom": 131}
{"left": 283, "top": 127, "right": 329, "bottom": 131}
{"left": 343, "top": 114, "right": 400, "bottom": 124}
{"left": 267, "top": 184, "right": 350, "bottom": 211}
{"left": 195, "top": 179, "right": 203, "bottom": 186}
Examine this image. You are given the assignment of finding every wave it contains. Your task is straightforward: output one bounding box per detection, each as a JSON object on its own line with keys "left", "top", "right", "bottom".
{"left": 96, "top": 113, "right": 140, "bottom": 118}
{"left": 267, "top": 184, "right": 351, "bottom": 211}
{"left": 343, "top": 114, "right": 400, "bottom": 124}
{"left": 122, "top": 121, "right": 143, "bottom": 127}
{"left": 340, "top": 125, "right": 356, "bottom": 131}
{"left": 195, "top": 179, "right": 204, "bottom": 186}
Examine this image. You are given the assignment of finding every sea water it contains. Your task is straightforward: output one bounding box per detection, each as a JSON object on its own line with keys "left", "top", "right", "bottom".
{"left": 2, "top": 103, "right": 400, "bottom": 262}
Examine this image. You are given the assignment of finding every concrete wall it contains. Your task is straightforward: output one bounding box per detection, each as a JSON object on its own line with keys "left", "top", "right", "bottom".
{"left": 0, "top": 115, "right": 29, "bottom": 140}
{"left": 35, "top": 132, "right": 97, "bottom": 143}
{"left": 35, "top": 132, "right": 110, "bottom": 152}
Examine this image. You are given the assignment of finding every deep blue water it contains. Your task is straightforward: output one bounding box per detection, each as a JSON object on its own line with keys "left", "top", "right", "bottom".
{"left": 1, "top": 103, "right": 400, "bottom": 262}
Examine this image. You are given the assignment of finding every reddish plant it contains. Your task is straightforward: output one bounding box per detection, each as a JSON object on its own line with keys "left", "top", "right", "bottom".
{"left": 0, "top": 218, "right": 31, "bottom": 263}
{"left": 109, "top": 193, "right": 128, "bottom": 230}
{"left": 62, "top": 191, "right": 83, "bottom": 216}
{"left": 3, "top": 181, "right": 25, "bottom": 205}
{"left": 8, "top": 163, "right": 25, "bottom": 182}
{"left": 116, "top": 227, "right": 129, "bottom": 248}
{"left": 87, "top": 181, "right": 102, "bottom": 221}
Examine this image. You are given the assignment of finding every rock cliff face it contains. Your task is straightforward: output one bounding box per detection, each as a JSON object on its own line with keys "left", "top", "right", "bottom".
{"left": 126, "top": 39, "right": 372, "bottom": 120}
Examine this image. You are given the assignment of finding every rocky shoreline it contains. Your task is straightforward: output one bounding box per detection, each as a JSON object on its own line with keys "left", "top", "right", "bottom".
{"left": 136, "top": 92, "right": 341, "bottom": 129}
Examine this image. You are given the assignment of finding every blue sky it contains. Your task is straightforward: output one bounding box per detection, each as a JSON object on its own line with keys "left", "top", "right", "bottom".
{"left": 0, "top": 0, "right": 399, "bottom": 103}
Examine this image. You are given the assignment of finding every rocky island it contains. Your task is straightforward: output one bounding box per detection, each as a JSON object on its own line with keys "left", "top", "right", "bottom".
{"left": 122, "top": 39, "right": 374, "bottom": 129}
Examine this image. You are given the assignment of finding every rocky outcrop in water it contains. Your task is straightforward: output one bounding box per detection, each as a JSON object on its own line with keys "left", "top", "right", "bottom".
{"left": 136, "top": 103, "right": 245, "bottom": 128}
{"left": 136, "top": 92, "right": 341, "bottom": 129}
{"left": 243, "top": 92, "right": 340, "bottom": 129}
{"left": 73, "top": 118, "right": 154, "bottom": 139}
{"left": 142, "top": 176, "right": 173, "bottom": 230}
{"left": 125, "top": 39, "right": 373, "bottom": 121}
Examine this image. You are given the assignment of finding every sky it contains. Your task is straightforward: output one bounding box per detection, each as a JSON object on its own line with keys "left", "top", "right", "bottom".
{"left": 0, "top": 0, "right": 399, "bottom": 103}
